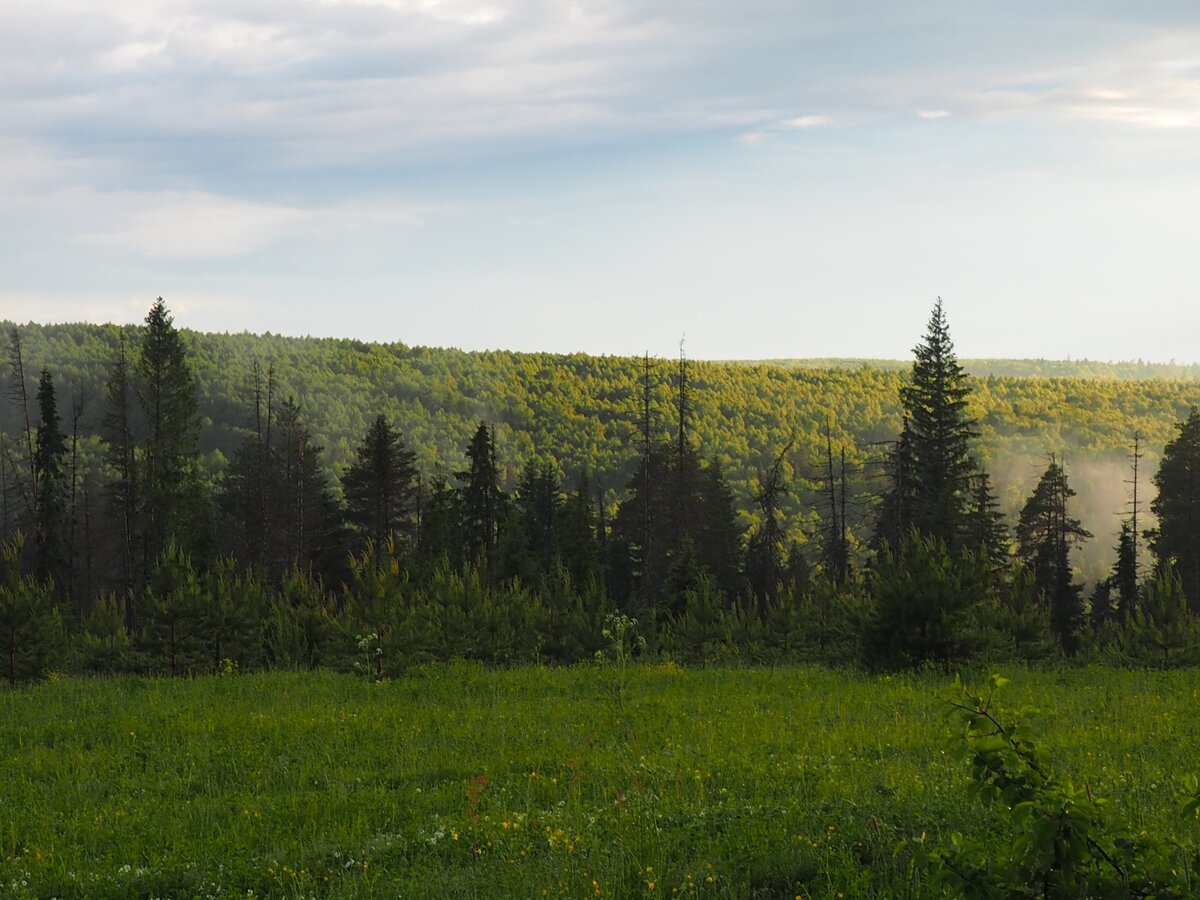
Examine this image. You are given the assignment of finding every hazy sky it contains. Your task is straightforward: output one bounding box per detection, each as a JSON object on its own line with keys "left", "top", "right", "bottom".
{"left": 4, "top": 1, "right": 1200, "bottom": 360}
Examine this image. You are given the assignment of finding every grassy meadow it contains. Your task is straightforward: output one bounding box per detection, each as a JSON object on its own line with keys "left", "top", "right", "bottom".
{"left": 2, "top": 665, "right": 1198, "bottom": 899}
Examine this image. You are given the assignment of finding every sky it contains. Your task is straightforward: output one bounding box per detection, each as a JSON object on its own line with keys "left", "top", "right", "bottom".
{"left": 3, "top": 1, "right": 1200, "bottom": 361}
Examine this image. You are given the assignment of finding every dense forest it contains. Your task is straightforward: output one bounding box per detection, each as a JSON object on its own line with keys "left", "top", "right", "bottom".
{"left": 6, "top": 315, "right": 1200, "bottom": 570}
{"left": 3, "top": 299, "right": 1200, "bottom": 681}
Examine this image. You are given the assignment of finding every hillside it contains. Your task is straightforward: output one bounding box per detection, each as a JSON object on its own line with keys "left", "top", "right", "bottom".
{"left": 5, "top": 320, "right": 1199, "bottom": 577}
{"left": 731, "top": 358, "right": 1200, "bottom": 380}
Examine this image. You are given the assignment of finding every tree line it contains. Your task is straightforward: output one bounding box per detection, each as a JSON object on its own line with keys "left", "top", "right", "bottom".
{"left": 3, "top": 298, "right": 1200, "bottom": 681}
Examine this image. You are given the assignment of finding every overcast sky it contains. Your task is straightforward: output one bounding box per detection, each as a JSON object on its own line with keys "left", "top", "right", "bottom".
{"left": 3, "top": 1, "right": 1200, "bottom": 360}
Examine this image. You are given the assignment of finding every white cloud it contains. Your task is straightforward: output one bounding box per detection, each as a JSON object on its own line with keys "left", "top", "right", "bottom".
{"left": 784, "top": 115, "right": 833, "bottom": 129}
{"left": 85, "top": 191, "right": 310, "bottom": 259}
{"left": 916, "top": 109, "right": 950, "bottom": 119}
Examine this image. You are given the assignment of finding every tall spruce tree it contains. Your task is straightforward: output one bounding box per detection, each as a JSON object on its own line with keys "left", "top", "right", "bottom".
{"left": 890, "top": 298, "right": 979, "bottom": 549}
{"left": 341, "top": 414, "right": 418, "bottom": 556}
{"left": 1149, "top": 409, "right": 1200, "bottom": 611}
{"left": 135, "top": 299, "right": 201, "bottom": 570}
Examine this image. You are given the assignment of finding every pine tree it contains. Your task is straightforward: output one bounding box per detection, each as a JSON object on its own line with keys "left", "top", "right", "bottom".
{"left": 1148, "top": 409, "right": 1200, "bottom": 611}
{"left": 0, "top": 533, "right": 63, "bottom": 683}
{"left": 341, "top": 414, "right": 418, "bottom": 556}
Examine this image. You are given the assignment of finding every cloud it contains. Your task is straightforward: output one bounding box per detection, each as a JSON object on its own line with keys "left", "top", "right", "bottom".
{"left": 81, "top": 191, "right": 310, "bottom": 259}
{"left": 917, "top": 109, "right": 950, "bottom": 119}
{"left": 784, "top": 115, "right": 833, "bottom": 129}
{"left": 5, "top": 0, "right": 1200, "bottom": 201}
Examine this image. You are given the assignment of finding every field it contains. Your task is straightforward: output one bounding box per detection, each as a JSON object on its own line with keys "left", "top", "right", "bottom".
{"left": 2, "top": 665, "right": 1198, "bottom": 899}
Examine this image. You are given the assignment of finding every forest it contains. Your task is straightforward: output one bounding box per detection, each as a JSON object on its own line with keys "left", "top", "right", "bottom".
{"left": 3, "top": 297, "right": 1200, "bottom": 682}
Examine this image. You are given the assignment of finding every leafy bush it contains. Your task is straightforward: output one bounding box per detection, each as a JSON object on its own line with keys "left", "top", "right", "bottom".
{"left": 915, "top": 674, "right": 1200, "bottom": 897}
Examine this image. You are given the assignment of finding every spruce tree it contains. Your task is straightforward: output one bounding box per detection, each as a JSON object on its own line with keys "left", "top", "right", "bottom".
{"left": 135, "top": 299, "right": 201, "bottom": 570}
{"left": 1149, "top": 409, "right": 1200, "bottom": 611}
{"left": 963, "top": 471, "right": 1009, "bottom": 574}
{"left": 1017, "top": 457, "right": 1090, "bottom": 653}
{"left": 895, "top": 298, "right": 978, "bottom": 549}
{"left": 1111, "top": 520, "right": 1139, "bottom": 620}
{"left": 513, "top": 457, "right": 560, "bottom": 579}
{"left": 557, "top": 470, "right": 603, "bottom": 589}
{"left": 458, "top": 422, "right": 503, "bottom": 568}
{"left": 341, "top": 413, "right": 417, "bottom": 556}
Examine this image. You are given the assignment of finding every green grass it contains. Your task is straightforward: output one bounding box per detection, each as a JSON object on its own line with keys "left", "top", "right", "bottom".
{"left": 2, "top": 665, "right": 1198, "bottom": 898}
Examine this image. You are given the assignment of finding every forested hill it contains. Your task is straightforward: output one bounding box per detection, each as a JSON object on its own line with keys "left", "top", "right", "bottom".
{"left": 731, "top": 358, "right": 1200, "bottom": 380}
{"left": 6, "top": 320, "right": 1200, "bottom": 573}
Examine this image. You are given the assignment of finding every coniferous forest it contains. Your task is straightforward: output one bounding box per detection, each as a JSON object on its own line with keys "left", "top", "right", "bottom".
{"left": 4, "top": 297, "right": 1200, "bottom": 682}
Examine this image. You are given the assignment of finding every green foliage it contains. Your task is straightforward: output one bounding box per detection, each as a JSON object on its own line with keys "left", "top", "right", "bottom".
{"left": 1102, "top": 568, "right": 1200, "bottom": 668}
{"left": 1017, "top": 459, "right": 1090, "bottom": 654}
{"left": 136, "top": 541, "right": 208, "bottom": 676}
{"left": 1150, "top": 408, "right": 1200, "bottom": 610}
{"left": 664, "top": 576, "right": 736, "bottom": 665}
{"left": 0, "top": 534, "right": 63, "bottom": 683}
{"left": 896, "top": 298, "right": 980, "bottom": 549}
{"left": 3, "top": 667, "right": 1200, "bottom": 898}
{"left": 916, "top": 674, "right": 1200, "bottom": 897}
{"left": 974, "top": 563, "right": 1057, "bottom": 663}
{"left": 862, "top": 531, "right": 992, "bottom": 670}
{"left": 77, "top": 594, "right": 133, "bottom": 674}
{"left": 263, "top": 568, "right": 341, "bottom": 669}
{"left": 135, "top": 299, "right": 203, "bottom": 567}
{"left": 342, "top": 413, "right": 418, "bottom": 555}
